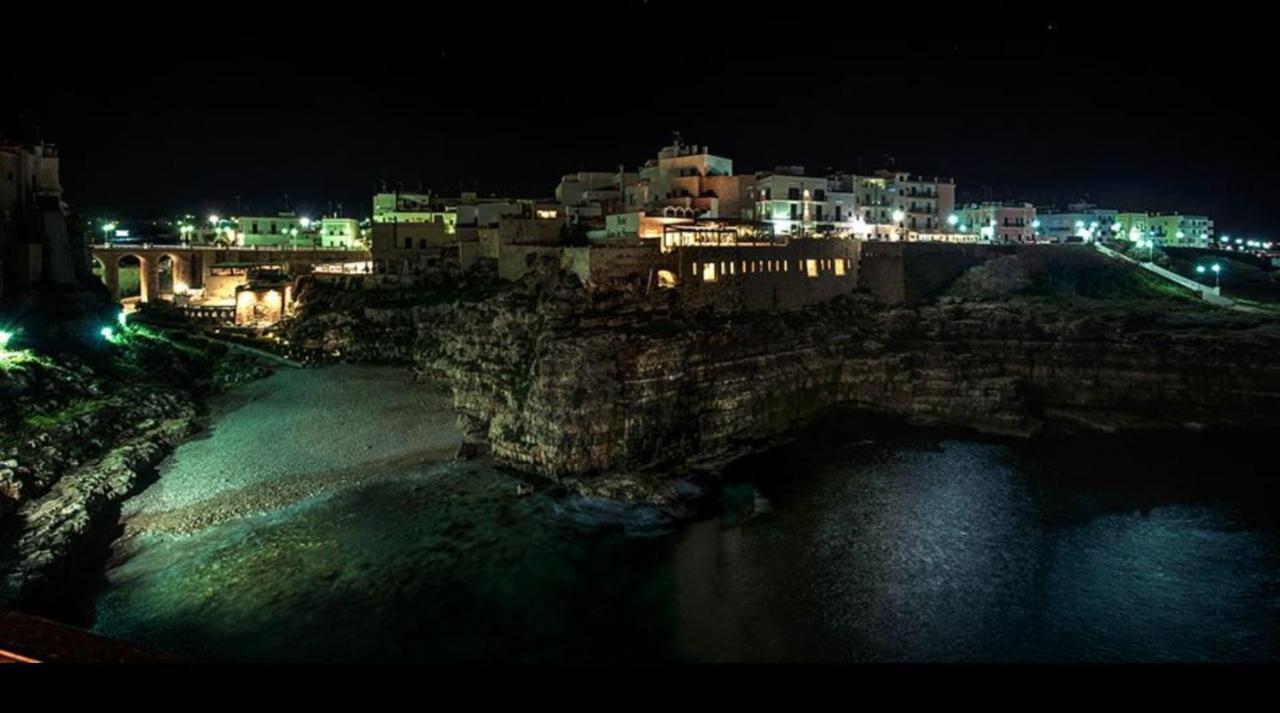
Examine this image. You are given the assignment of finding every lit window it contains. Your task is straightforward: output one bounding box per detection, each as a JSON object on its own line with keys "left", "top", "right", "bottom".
{"left": 835, "top": 259, "right": 846, "bottom": 276}
{"left": 702, "top": 262, "right": 716, "bottom": 281}
{"left": 806, "top": 259, "right": 819, "bottom": 277}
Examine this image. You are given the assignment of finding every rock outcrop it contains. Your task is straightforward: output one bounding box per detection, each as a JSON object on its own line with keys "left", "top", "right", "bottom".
{"left": 416, "top": 288, "right": 1280, "bottom": 489}
{"left": 0, "top": 328, "right": 272, "bottom": 606}
{"left": 286, "top": 262, "right": 1280, "bottom": 502}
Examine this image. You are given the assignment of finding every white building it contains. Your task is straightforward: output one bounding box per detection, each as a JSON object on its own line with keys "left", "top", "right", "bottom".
{"left": 319, "top": 217, "right": 361, "bottom": 248}
{"left": 749, "top": 167, "right": 859, "bottom": 237}
{"left": 371, "top": 192, "right": 457, "bottom": 235}
{"left": 237, "top": 213, "right": 312, "bottom": 247}
{"left": 1035, "top": 202, "right": 1121, "bottom": 242}
{"left": 955, "top": 202, "right": 1038, "bottom": 243}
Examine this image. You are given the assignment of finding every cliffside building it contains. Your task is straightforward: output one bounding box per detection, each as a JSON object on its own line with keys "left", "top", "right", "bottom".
{"left": 1, "top": 137, "right": 105, "bottom": 320}
{"left": 954, "top": 202, "right": 1038, "bottom": 243}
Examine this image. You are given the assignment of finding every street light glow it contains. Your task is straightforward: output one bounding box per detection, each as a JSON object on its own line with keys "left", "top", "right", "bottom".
{"left": 117, "top": 311, "right": 128, "bottom": 329}
{"left": 0, "top": 330, "right": 12, "bottom": 350}
{"left": 892, "top": 209, "right": 905, "bottom": 223}
{"left": 100, "top": 326, "right": 116, "bottom": 341}
{"left": 208, "top": 214, "right": 220, "bottom": 225}
{"left": 947, "top": 214, "right": 959, "bottom": 226}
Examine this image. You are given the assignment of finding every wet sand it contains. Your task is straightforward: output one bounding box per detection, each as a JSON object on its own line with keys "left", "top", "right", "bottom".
{"left": 121, "top": 365, "right": 463, "bottom": 536}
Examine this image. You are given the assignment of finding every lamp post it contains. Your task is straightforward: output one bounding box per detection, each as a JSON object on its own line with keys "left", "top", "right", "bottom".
{"left": 892, "top": 209, "right": 905, "bottom": 241}
{"left": 1211, "top": 263, "right": 1221, "bottom": 291}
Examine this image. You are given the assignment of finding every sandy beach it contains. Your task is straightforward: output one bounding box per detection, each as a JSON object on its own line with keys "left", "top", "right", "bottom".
{"left": 120, "top": 365, "right": 463, "bottom": 536}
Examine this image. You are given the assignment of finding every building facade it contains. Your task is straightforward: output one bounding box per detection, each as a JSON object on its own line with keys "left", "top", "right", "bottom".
{"left": 319, "top": 217, "right": 361, "bottom": 249}
{"left": 955, "top": 202, "right": 1038, "bottom": 243}
{"left": 236, "top": 213, "right": 312, "bottom": 247}
{"left": 1035, "top": 202, "right": 1120, "bottom": 242}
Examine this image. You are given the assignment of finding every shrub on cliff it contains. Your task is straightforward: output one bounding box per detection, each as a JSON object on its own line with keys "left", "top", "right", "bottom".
{"left": 947, "top": 248, "right": 1193, "bottom": 302}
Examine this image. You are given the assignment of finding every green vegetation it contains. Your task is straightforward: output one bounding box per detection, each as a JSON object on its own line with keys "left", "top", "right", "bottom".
{"left": 117, "top": 265, "right": 141, "bottom": 298}
{"left": 22, "top": 398, "right": 111, "bottom": 430}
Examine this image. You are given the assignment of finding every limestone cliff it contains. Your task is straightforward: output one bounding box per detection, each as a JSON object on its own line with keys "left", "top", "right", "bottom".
{"left": 286, "top": 261, "right": 1280, "bottom": 501}
{"left": 0, "top": 329, "right": 271, "bottom": 607}
{"left": 416, "top": 288, "right": 1280, "bottom": 490}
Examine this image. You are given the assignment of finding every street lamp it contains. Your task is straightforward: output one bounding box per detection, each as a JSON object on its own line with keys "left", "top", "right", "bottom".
{"left": 208, "top": 214, "right": 220, "bottom": 226}
{"left": 947, "top": 213, "right": 959, "bottom": 229}
{"left": 892, "top": 209, "right": 906, "bottom": 241}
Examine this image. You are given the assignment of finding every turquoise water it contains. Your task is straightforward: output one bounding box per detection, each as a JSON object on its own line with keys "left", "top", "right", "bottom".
{"left": 88, "top": 375, "right": 1280, "bottom": 662}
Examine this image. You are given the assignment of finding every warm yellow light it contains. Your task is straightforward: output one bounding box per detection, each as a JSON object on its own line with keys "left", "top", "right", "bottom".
{"left": 237, "top": 291, "right": 256, "bottom": 306}
{"left": 265, "top": 291, "right": 281, "bottom": 306}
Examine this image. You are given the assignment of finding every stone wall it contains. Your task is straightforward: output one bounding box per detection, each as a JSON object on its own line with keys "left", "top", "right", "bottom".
{"left": 858, "top": 241, "right": 1019, "bottom": 303}
{"left": 673, "top": 238, "right": 861, "bottom": 311}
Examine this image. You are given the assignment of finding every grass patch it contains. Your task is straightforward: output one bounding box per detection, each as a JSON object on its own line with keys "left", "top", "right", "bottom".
{"left": 22, "top": 398, "right": 111, "bottom": 430}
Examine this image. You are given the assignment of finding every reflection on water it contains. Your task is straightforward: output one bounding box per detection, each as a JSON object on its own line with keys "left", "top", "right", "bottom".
{"left": 91, "top": 422, "right": 1280, "bottom": 662}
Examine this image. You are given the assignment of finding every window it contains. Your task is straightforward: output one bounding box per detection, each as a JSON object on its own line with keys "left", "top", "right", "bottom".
{"left": 790, "top": 204, "right": 799, "bottom": 220}
{"left": 814, "top": 189, "right": 826, "bottom": 201}
{"left": 788, "top": 187, "right": 801, "bottom": 200}
{"left": 702, "top": 262, "right": 716, "bottom": 281}
{"left": 805, "top": 259, "right": 819, "bottom": 278}
{"left": 403, "top": 237, "right": 412, "bottom": 249}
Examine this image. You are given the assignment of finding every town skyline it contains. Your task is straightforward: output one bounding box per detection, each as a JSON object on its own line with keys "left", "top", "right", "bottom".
{"left": 4, "top": 6, "right": 1273, "bottom": 236}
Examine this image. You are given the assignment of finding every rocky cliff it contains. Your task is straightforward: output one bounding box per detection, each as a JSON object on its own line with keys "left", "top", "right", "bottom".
{"left": 0, "top": 328, "right": 271, "bottom": 607}
{"left": 285, "top": 256, "right": 1280, "bottom": 503}
{"left": 414, "top": 284, "right": 1280, "bottom": 493}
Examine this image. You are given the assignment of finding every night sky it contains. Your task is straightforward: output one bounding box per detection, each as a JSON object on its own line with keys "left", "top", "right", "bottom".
{"left": 4, "top": 4, "right": 1274, "bottom": 237}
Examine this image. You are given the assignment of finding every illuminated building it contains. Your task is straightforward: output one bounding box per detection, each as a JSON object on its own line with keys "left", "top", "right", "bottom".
{"left": 237, "top": 213, "right": 315, "bottom": 248}
{"left": 233, "top": 268, "right": 293, "bottom": 327}
{"left": 749, "top": 167, "right": 858, "bottom": 237}
{"left": 1035, "top": 202, "right": 1120, "bottom": 242}
{"left": 954, "top": 203, "right": 1038, "bottom": 243}
{"left": 371, "top": 192, "right": 458, "bottom": 232}
{"left": 1145, "top": 213, "right": 1213, "bottom": 247}
{"left": 829, "top": 170, "right": 957, "bottom": 239}
{"left": 319, "top": 217, "right": 361, "bottom": 249}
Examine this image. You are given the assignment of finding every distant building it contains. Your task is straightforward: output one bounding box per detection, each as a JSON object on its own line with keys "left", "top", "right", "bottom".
{"left": 1, "top": 139, "right": 98, "bottom": 298}
{"left": 847, "top": 170, "right": 957, "bottom": 236}
{"left": 628, "top": 139, "right": 755, "bottom": 220}
{"left": 454, "top": 192, "right": 534, "bottom": 229}
{"left": 319, "top": 217, "right": 361, "bottom": 249}
{"left": 1035, "top": 202, "right": 1120, "bottom": 242}
{"left": 236, "top": 213, "right": 312, "bottom": 247}
{"left": 1145, "top": 213, "right": 1213, "bottom": 247}
{"left": 746, "top": 168, "right": 956, "bottom": 240}
{"left": 372, "top": 192, "right": 458, "bottom": 234}
{"left": 955, "top": 202, "right": 1038, "bottom": 243}
{"left": 750, "top": 167, "right": 858, "bottom": 237}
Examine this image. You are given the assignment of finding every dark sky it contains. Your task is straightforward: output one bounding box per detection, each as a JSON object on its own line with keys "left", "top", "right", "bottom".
{"left": 4, "top": 3, "right": 1274, "bottom": 237}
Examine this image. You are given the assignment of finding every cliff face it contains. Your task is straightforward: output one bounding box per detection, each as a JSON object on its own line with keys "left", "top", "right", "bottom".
{"left": 415, "top": 288, "right": 1280, "bottom": 487}
{"left": 0, "top": 330, "right": 271, "bottom": 607}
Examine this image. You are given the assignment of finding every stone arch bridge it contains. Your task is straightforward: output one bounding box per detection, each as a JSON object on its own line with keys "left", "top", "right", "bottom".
{"left": 91, "top": 244, "right": 369, "bottom": 303}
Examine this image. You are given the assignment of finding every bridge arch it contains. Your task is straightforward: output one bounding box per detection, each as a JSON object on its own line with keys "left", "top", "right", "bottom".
{"left": 114, "top": 254, "right": 150, "bottom": 303}
{"left": 156, "top": 252, "right": 186, "bottom": 295}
